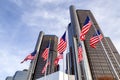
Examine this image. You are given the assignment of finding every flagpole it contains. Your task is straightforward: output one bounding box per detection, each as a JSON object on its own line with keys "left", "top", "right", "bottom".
{"left": 66, "top": 28, "right": 70, "bottom": 80}
{"left": 90, "top": 18, "right": 120, "bottom": 80}
{"left": 47, "top": 53, "right": 51, "bottom": 80}
{"left": 57, "top": 29, "right": 67, "bottom": 80}
{"left": 73, "top": 37, "right": 82, "bottom": 80}
{"left": 47, "top": 39, "right": 52, "bottom": 80}
{"left": 27, "top": 31, "right": 44, "bottom": 80}
{"left": 70, "top": 5, "right": 92, "bottom": 80}
{"left": 44, "top": 40, "right": 51, "bottom": 80}
{"left": 66, "top": 26, "right": 69, "bottom": 80}
{"left": 63, "top": 53, "right": 65, "bottom": 80}
{"left": 60, "top": 28, "right": 67, "bottom": 80}
{"left": 105, "top": 38, "right": 120, "bottom": 69}
{"left": 47, "top": 61, "right": 50, "bottom": 80}
{"left": 67, "top": 54, "right": 70, "bottom": 80}
{"left": 44, "top": 59, "right": 48, "bottom": 80}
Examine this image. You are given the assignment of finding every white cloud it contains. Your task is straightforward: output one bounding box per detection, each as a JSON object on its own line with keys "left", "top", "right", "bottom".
{"left": 9, "top": 0, "right": 23, "bottom": 7}
{"left": 0, "top": 47, "right": 30, "bottom": 79}
{"left": 1, "top": 0, "right": 120, "bottom": 79}
{"left": 21, "top": 4, "right": 69, "bottom": 36}
{"left": 77, "top": 0, "right": 120, "bottom": 53}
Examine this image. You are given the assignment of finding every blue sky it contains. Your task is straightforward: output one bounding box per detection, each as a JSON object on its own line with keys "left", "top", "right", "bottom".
{"left": 0, "top": 0, "right": 120, "bottom": 79}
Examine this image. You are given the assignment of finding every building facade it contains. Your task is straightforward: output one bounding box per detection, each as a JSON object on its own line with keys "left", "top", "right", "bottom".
{"left": 5, "top": 70, "right": 28, "bottom": 80}
{"left": 67, "top": 5, "right": 120, "bottom": 80}
{"left": 32, "top": 35, "right": 58, "bottom": 79}
{"left": 5, "top": 32, "right": 59, "bottom": 80}
{"left": 5, "top": 77, "right": 13, "bottom": 80}
{"left": 13, "top": 70, "right": 28, "bottom": 80}
{"left": 23, "top": 32, "right": 59, "bottom": 80}
{"left": 5, "top": 5, "right": 120, "bottom": 80}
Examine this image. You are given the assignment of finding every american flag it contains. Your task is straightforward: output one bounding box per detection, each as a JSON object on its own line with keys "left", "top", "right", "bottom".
{"left": 57, "top": 31, "right": 67, "bottom": 54}
{"left": 21, "top": 50, "right": 36, "bottom": 63}
{"left": 54, "top": 54, "right": 63, "bottom": 66}
{"left": 57, "top": 54, "right": 63, "bottom": 59}
{"left": 78, "top": 44, "right": 83, "bottom": 63}
{"left": 41, "top": 61, "right": 50, "bottom": 73}
{"left": 54, "top": 58, "right": 59, "bottom": 66}
{"left": 80, "top": 16, "right": 92, "bottom": 41}
{"left": 90, "top": 30, "right": 103, "bottom": 48}
{"left": 41, "top": 43, "right": 50, "bottom": 61}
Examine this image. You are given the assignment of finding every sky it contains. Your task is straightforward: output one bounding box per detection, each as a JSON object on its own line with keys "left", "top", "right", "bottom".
{"left": 0, "top": 0, "right": 120, "bottom": 79}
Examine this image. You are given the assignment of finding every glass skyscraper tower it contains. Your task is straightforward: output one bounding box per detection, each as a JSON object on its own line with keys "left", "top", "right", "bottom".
{"left": 67, "top": 5, "right": 120, "bottom": 80}
{"left": 28, "top": 32, "right": 58, "bottom": 80}
{"left": 6, "top": 5, "right": 120, "bottom": 80}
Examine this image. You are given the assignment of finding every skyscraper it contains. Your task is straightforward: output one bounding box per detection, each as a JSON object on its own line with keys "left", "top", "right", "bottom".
{"left": 5, "top": 76, "right": 13, "bottom": 80}
{"left": 13, "top": 70, "right": 28, "bottom": 80}
{"left": 32, "top": 35, "right": 58, "bottom": 79}
{"left": 5, "top": 5, "right": 120, "bottom": 80}
{"left": 67, "top": 5, "right": 120, "bottom": 80}
{"left": 27, "top": 32, "right": 58, "bottom": 80}
{"left": 5, "top": 70, "right": 28, "bottom": 80}
{"left": 5, "top": 32, "right": 59, "bottom": 80}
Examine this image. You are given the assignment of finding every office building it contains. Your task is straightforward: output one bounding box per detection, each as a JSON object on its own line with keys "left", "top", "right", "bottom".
{"left": 5, "top": 5, "right": 120, "bottom": 80}
{"left": 13, "top": 70, "right": 28, "bottom": 80}
{"left": 27, "top": 32, "right": 58, "bottom": 80}
{"left": 5, "top": 70, "right": 28, "bottom": 80}
{"left": 5, "top": 32, "right": 58, "bottom": 80}
{"left": 67, "top": 5, "right": 120, "bottom": 80}
{"left": 5, "top": 76, "right": 13, "bottom": 80}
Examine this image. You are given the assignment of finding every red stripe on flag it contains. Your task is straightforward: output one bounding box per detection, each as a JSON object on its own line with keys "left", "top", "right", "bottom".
{"left": 41, "top": 48, "right": 49, "bottom": 61}
{"left": 41, "top": 62, "right": 50, "bottom": 73}
{"left": 90, "top": 34, "right": 103, "bottom": 48}
{"left": 78, "top": 46, "right": 83, "bottom": 63}
{"left": 21, "top": 54, "right": 35, "bottom": 63}
{"left": 54, "top": 54, "right": 63, "bottom": 66}
{"left": 57, "top": 39, "right": 67, "bottom": 54}
{"left": 80, "top": 21, "right": 92, "bottom": 41}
